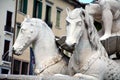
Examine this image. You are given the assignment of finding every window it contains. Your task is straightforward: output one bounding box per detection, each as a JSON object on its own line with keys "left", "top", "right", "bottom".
{"left": 12, "top": 59, "right": 29, "bottom": 75}
{"left": 45, "top": 5, "right": 52, "bottom": 28}
{"left": 18, "top": 0, "right": 28, "bottom": 14}
{"left": 13, "top": 60, "right": 21, "bottom": 74}
{"left": 2, "top": 40, "right": 10, "bottom": 61}
{"left": 56, "top": 9, "right": 61, "bottom": 28}
{"left": 45, "top": 5, "right": 51, "bottom": 23}
{"left": 4, "top": 11, "right": 12, "bottom": 32}
{"left": 16, "top": 23, "right": 21, "bottom": 37}
{"left": 2, "top": 69, "right": 9, "bottom": 74}
{"left": 0, "top": 68, "right": 10, "bottom": 74}
{"left": 56, "top": 7, "right": 62, "bottom": 29}
{"left": 33, "top": 0, "right": 42, "bottom": 18}
{"left": 21, "top": 62, "right": 29, "bottom": 74}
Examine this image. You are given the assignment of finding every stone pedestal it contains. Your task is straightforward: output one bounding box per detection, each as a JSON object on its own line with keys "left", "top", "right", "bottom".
{"left": 101, "top": 35, "right": 120, "bottom": 59}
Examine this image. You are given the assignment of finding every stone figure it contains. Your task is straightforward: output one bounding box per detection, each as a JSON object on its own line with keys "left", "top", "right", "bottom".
{"left": 65, "top": 8, "right": 120, "bottom": 80}
{"left": 13, "top": 17, "right": 69, "bottom": 76}
{"left": 85, "top": 0, "right": 120, "bottom": 40}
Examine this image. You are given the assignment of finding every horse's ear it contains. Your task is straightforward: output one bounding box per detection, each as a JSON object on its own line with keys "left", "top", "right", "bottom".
{"left": 80, "top": 8, "right": 85, "bottom": 16}
{"left": 66, "top": 7, "right": 71, "bottom": 15}
{"left": 24, "top": 15, "right": 30, "bottom": 21}
{"left": 26, "top": 15, "right": 30, "bottom": 18}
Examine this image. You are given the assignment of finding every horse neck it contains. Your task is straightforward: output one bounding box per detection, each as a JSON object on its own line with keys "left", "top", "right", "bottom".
{"left": 74, "top": 29, "right": 94, "bottom": 61}
{"left": 33, "top": 25, "right": 59, "bottom": 62}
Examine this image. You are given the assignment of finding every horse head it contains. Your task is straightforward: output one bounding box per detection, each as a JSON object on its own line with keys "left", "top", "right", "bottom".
{"left": 65, "top": 8, "right": 85, "bottom": 47}
{"left": 65, "top": 8, "right": 98, "bottom": 50}
{"left": 13, "top": 16, "right": 39, "bottom": 55}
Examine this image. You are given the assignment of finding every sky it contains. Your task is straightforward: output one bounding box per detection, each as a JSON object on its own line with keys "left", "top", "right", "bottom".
{"left": 79, "top": 0, "right": 94, "bottom": 3}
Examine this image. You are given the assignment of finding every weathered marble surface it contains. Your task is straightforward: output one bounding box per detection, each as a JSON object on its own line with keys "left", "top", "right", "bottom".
{"left": 65, "top": 8, "right": 120, "bottom": 80}
{"left": 13, "top": 17, "right": 69, "bottom": 76}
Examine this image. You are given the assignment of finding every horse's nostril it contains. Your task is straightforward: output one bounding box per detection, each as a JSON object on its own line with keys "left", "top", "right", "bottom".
{"left": 62, "top": 42, "right": 75, "bottom": 53}
{"left": 12, "top": 47, "right": 14, "bottom": 51}
{"left": 71, "top": 43, "right": 76, "bottom": 49}
{"left": 12, "top": 47, "right": 15, "bottom": 53}
{"left": 12, "top": 47, "right": 17, "bottom": 54}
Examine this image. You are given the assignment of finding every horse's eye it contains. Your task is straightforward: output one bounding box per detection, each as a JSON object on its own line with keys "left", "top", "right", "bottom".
{"left": 30, "top": 23, "right": 34, "bottom": 26}
{"left": 30, "top": 30, "right": 33, "bottom": 33}
{"left": 77, "top": 21, "right": 82, "bottom": 26}
{"left": 21, "top": 28, "right": 25, "bottom": 33}
{"left": 66, "top": 21, "right": 70, "bottom": 26}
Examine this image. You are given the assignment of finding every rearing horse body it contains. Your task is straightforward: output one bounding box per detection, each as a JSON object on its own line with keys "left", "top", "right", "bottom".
{"left": 13, "top": 17, "right": 69, "bottom": 76}
{"left": 65, "top": 8, "right": 120, "bottom": 80}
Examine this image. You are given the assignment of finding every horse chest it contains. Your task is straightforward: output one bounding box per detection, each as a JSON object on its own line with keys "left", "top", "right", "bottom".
{"left": 71, "top": 51, "right": 101, "bottom": 73}
{"left": 68, "top": 55, "right": 82, "bottom": 74}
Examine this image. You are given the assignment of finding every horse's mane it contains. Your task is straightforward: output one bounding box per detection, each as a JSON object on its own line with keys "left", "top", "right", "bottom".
{"left": 26, "top": 18, "right": 55, "bottom": 40}
{"left": 80, "top": 9, "right": 108, "bottom": 57}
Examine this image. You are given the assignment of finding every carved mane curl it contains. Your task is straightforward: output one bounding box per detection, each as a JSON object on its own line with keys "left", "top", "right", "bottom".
{"left": 80, "top": 9, "right": 108, "bottom": 57}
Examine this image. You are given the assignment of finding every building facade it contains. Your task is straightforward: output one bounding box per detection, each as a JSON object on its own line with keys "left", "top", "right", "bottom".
{"left": 0, "top": 0, "right": 16, "bottom": 74}
{"left": 12, "top": 0, "right": 81, "bottom": 75}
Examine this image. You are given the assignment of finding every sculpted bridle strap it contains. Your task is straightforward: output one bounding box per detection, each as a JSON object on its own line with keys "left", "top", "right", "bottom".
{"left": 55, "top": 36, "right": 74, "bottom": 53}
{"left": 80, "top": 51, "right": 101, "bottom": 74}
{"left": 37, "top": 55, "right": 63, "bottom": 74}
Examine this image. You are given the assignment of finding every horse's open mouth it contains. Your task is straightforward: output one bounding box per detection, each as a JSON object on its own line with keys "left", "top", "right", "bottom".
{"left": 13, "top": 47, "right": 23, "bottom": 55}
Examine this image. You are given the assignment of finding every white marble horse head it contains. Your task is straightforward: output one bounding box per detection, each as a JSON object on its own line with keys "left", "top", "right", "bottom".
{"left": 65, "top": 8, "right": 86, "bottom": 46}
{"left": 65, "top": 8, "right": 99, "bottom": 49}
{"left": 13, "top": 16, "right": 39, "bottom": 55}
{"left": 13, "top": 16, "right": 69, "bottom": 75}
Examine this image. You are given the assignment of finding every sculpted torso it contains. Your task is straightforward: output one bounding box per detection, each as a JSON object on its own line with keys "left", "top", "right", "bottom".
{"left": 85, "top": 0, "right": 120, "bottom": 40}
